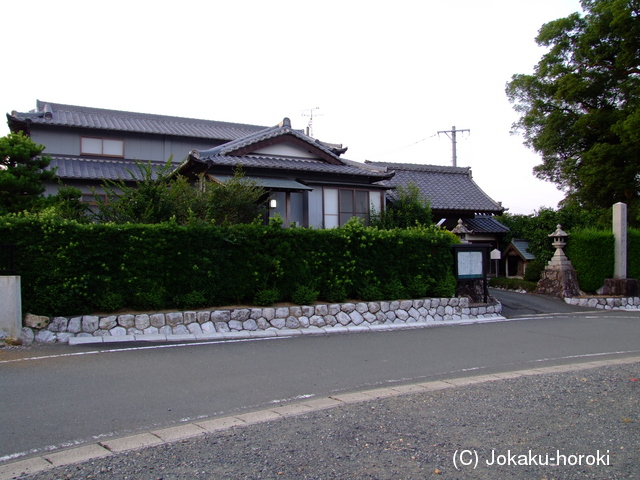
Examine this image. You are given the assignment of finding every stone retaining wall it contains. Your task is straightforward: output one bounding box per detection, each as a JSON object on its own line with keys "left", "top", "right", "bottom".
{"left": 20, "top": 297, "right": 503, "bottom": 344}
{"left": 564, "top": 296, "right": 640, "bottom": 310}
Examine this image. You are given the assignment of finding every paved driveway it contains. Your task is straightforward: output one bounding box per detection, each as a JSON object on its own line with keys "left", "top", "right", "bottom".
{"left": 489, "top": 288, "right": 599, "bottom": 318}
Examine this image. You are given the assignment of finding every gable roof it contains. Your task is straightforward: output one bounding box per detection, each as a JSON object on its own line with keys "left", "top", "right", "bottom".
{"left": 185, "top": 119, "right": 394, "bottom": 182}
{"left": 7, "top": 100, "right": 267, "bottom": 141}
{"left": 48, "top": 156, "right": 168, "bottom": 182}
{"left": 506, "top": 239, "right": 536, "bottom": 260}
{"left": 464, "top": 215, "right": 510, "bottom": 234}
{"left": 366, "top": 161, "right": 504, "bottom": 214}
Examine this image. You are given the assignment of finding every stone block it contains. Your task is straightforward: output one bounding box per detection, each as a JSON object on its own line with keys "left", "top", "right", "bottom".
{"left": 324, "top": 315, "right": 337, "bottom": 327}
{"left": 126, "top": 328, "right": 143, "bottom": 335}
{"left": 355, "top": 302, "right": 368, "bottom": 313}
{"left": 399, "top": 300, "right": 413, "bottom": 311}
{"left": 389, "top": 301, "right": 400, "bottom": 311}
{"left": 256, "top": 318, "right": 270, "bottom": 330}
{"left": 110, "top": 326, "right": 127, "bottom": 336}
{"left": 166, "top": 312, "right": 184, "bottom": 327}
{"left": 315, "top": 304, "right": 328, "bottom": 316}
{"left": 99, "top": 316, "right": 117, "bottom": 330}
{"left": 82, "top": 316, "right": 99, "bottom": 333}
{"left": 341, "top": 303, "right": 356, "bottom": 313}
{"left": 449, "top": 297, "right": 459, "bottom": 307}
{"left": 310, "top": 315, "right": 325, "bottom": 327}
{"left": 184, "top": 311, "right": 197, "bottom": 324}
{"left": 262, "top": 308, "right": 275, "bottom": 321}
{"left": 117, "top": 314, "right": 135, "bottom": 328}
{"left": 386, "top": 311, "right": 397, "bottom": 321}
{"left": 197, "top": 311, "right": 211, "bottom": 324}
{"left": 67, "top": 317, "right": 82, "bottom": 333}
{"left": 150, "top": 313, "right": 165, "bottom": 328}
{"left": 172, "top": 325, "right": 189, "bottom": 335}
{"left": 431, "top": 298, "right": 440, "bottom": 308}
{"left": 380, "top": 301, "right": 390, "bottom": 313}
{"left": 275, "top": 307, "right": 289, "bottom": 318}
{"left": 302, "top": 306, "right": 314, "bottom": 317}
{"left": 328, "top": 304, "right": 341, "bottom": 315}
{"left": 290, "top": 306, "right": 302, "bottom": 317}
{"left": 367, "top": 302, "right": 380, "bottom": 313}
{"left": 215, "top": 322, "right": 230, "bottom": 332}
{"left": 187, "top": 323, "right": 203, "bottom": 334}
{"left": 408, "top": 308, "right": 420, "bottom": 320}
{"left": 270, "top": 318, "right": 286, "bottom": 329}
{"left": 231, "top": 309, "right": 250, "bottom": 322}
{"left": 135, "top": 314, "right": 150, "bottom": 330}
{"left": 57, "top": 332, "right": 74, "bottom": 343}
{"left": 412, "top": 299, "right": 424, "bottom": 309}
{"left": 211, "top": 310, "right": 231, "bottom": 322}
{"left": 396, "top": 310, "right": 409, "bottom": 321}
{"left": 48, "top": 317, "right": 68, "bottom": 332}
{"left": 35, "top": 330, "right": 56, "bottom": 343}
{"left": 159, "top": 325, "right": 172, "bottom": 335}
{"left": 228, "top": 320, "right": 243, "bottom": 331}
{"left": 298, "top": 316, "right": 310, "bottom": 328}
{"left": 285, "top": 316, "right": 300, "bottom": 329}
{"left": 349, "top": 311, "right": 364, "bottom": 325}
{"left": 243, "top": 319, "right": 258, "bottom": 331}
{"left": 337, "top": 311, "right": 351, "bottom": 325}
{"left": 363, "top": 312, "right": 377, "bottom": 323}
{"left": 143, "top": 326, "right": 159, "bottom": 335}
{"left": 250, "top": 308, "right": 263, "bottom": 320}
{"left": 20, "top": 327, "right": 34, "bottom": 344}
{"left": 24, "top": 314, "right": 50, "bottom": 329}
{"left": 201, "top": 322, "right": 216, "bottom": 333}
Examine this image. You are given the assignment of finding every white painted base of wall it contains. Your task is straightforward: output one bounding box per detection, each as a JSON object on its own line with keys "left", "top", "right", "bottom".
{"left": 0, "top": 276, "right": 22, "bottom": 338}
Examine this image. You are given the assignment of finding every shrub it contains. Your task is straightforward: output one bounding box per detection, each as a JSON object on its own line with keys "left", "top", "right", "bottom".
{"left": 291, "top": 285, "right": 319, "bottom": 305}
{"left": 254, "top": 288, "right": 280, "bottom": 306}
{"left": 523, "top": 259, "right": 545, "bottom": 283}
{"left": 566, "top": 229, "right": 614, "bottom": 293}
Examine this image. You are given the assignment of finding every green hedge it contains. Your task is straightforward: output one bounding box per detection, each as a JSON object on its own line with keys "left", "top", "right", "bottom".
{"left": 629, "top": 229, "right": 640, "bottom": 280}
{"left": 0, "top": 215, "right": 458, "bottom": 316}
{"left": 565, "top": 229, "right": 614, "bottom": 293}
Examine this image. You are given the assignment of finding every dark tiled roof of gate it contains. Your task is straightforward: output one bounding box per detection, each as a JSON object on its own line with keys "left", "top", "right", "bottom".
{"left": 8, "top": 100, "right": 267, "bottom": 140}
{"left": 366, "top": 161, "right": 504, "bottom": 214}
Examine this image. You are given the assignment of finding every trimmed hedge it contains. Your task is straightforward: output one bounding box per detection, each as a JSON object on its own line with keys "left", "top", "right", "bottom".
{"left": 630, "top": 229, "right": 640, "bottom": 280}
{"left": 565, "top": 229, "right": 614, "bottom": 293}
{"left": 0, "top": 215, "right": 458, "bottom": 316}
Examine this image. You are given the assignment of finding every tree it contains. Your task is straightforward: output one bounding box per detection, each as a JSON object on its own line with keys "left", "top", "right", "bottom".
{"left": 94, "top": 161, "right": 266, "bottom": 225}
{"left": 370, "top": 183, "right": 432, "bottom": 229}
{"left": 0, "top": 132, "right": 57, "bottom": 214}
{"left": 506, "top": 0, "right": 640, "bottom": 222}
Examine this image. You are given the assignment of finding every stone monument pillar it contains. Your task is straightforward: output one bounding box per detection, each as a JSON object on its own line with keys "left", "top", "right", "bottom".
{"left": 536, "top": 225, "right": 581, "bottom": 298}
{"left": 602, "top": 202, "right": 638, "bottom": 296}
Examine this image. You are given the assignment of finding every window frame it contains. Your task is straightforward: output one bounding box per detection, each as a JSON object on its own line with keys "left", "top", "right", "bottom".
{"left": 80, "top": 136, "right": 125, "bottom": 158}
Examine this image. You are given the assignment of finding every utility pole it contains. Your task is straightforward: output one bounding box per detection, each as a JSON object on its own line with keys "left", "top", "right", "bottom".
{"left": 437, "top": 126, "right": 470, "bottom": 167}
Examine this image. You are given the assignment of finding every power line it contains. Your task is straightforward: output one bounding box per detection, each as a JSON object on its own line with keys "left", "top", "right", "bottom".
{"left": 368, "top": 133, "right": 438, "bottom": 158}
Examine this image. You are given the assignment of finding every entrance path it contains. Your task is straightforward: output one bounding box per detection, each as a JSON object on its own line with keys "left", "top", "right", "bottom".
{"left": 489, "top": 288, "right": 599, "bottom": 318}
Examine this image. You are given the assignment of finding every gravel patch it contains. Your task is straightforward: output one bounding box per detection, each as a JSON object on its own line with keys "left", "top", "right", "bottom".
{"left": 18, "top": 362, "right": 640, "bottom": 479}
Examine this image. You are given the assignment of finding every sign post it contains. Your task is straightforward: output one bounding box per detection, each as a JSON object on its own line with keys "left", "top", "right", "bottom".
{"left": 452, "top": 244, "right": 491, "bottom": 303}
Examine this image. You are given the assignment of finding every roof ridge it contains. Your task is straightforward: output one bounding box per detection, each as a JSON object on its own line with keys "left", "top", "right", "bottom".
{"left": 366, "top": 161, "right": 470, "bottom": 173}
{"left": 34, "top": 100, "right": 267, "bottom": 130}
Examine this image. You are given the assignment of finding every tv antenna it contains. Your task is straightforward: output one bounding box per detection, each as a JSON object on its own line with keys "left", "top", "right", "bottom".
{"left": 437, "top": 125, "right": 470, "bottom": 167}
{"left": 301, "top": 107, "right": 322, "bottom": 137}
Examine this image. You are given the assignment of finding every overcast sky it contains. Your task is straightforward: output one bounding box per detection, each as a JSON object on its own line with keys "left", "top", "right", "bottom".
{"left": 2, "top": 0, "right": 585, "bottom": 215}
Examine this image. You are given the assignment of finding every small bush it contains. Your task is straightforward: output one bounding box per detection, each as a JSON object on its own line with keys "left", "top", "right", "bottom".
{"left": 291, "top": 285, "right": 319, "bottom": 305}
{"left": 324, "top": 283, "right": 347, "bottom": 303}
{"left": 254, "top": 288, "right": 280, "bottom": 306}
{"left": 358, "top": 283, "right": 384, "bottom": 301}
{"left": 523, "top": 259, "right": 545, "bottom": 283}
{"left": 383, "top": 278, "right": 406, "bottom": 300}
{"left": 429, "top": 272, "right": 457, "bottom": 297}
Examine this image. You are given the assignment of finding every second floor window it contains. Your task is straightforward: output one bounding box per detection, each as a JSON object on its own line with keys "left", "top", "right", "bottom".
{"left": 81, "top": 137, "right": 124, "bottom": 157}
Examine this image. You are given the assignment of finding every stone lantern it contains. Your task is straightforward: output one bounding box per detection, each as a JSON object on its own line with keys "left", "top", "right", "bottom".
{"left": 547, "top": 224, "right": 572, "bottom": 269}
{"left": 536, "top": 224, "right": 580, "bottom": 298}
{"left": 451, "top": 219, "right": 473, "bottom": 244}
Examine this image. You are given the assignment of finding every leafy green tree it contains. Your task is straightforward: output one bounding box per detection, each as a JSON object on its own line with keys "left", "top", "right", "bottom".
{"left": 370, "top": 183, "right": 432, "bottom": 229}
{"left": 506, "top": 0, "right": 640, "bottom": 222}
{"left": 0, "top": 132, "right": 57, "bottom": 215}
{"left": 94, "top": 160, "right": 266, "bottom": 225}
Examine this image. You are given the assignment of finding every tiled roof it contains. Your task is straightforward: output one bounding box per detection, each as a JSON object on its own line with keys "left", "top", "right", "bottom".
{"left": 510, "top": 239, "right": 536, "bottom": 260}
{"left": 367, "top": 161, "right": 504, "bottom": 214}
{"left": 48, "top": 156, "right": 171, "bottom": 181}
{"left": 465, "top": 215, "right": 510, "bottom": 234}
{"left": 198, "top": 154, "right": 392, "bottom": 179}
{"left": 8, "top": 100, "right": 267, "bottom": 141}
{"left": 197, "top": 118, "right": 345, "bottom": 164}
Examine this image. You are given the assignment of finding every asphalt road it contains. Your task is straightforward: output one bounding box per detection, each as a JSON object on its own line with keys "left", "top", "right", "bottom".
{"left": 2, "top": 307, "right": 640, "bottom": 465}
{"left": 489, "top": 288, "right": 599, "bottom": 317}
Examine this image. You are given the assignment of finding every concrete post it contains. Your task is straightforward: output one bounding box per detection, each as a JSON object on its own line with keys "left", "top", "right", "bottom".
{"left": 0, "top": 276, "right": 22, "bottom": 338}
{"left": 613, "top": 202, "right": 627, "bottom": 279}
